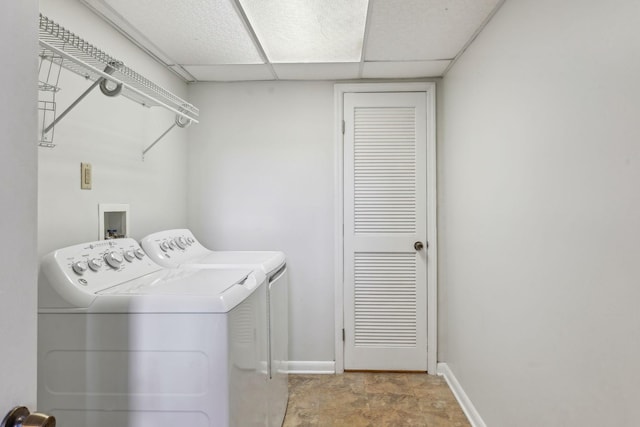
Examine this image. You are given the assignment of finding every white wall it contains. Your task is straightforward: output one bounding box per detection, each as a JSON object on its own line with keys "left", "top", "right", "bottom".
{"left": 187, "top": 82, "right": 336, "bottom": 363}
{"left": 37, "top": 0, "right": 189, "bottom": 256}
{"left": 440, "top": 0, "right": 640, "bottom": 425}
{"left": 0, "top": 0, "right": 38, "bottom": 411}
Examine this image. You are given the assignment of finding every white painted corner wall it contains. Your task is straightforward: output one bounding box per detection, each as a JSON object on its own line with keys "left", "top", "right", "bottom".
{"left": 0, "top": 0, "right": 39, "bottom": 412}
{"left": 186, "top": 81, "right": 337, "bottom": 364}
{"left": 440, "top": 0, "right": 640, "bottom": 425}
{"left": 37, "top": 0, "right": 190, "bottom": 257}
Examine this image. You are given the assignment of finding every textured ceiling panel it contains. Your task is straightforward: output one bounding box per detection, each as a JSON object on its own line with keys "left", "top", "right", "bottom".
{"left": 365, "top": 0, "right": 502, "bottom": 61}
{"left": 183, "top": 64, "right": 274, "bottom": 81}
{"left": 239, "top": 0, "right": 369, "bottom": 63}
{"left": 96, "top": 0, "right": 263, "bottom": 64}
{"left": 273, "top": 63, "right": 360, "bottom": 80}
{"left": 83, "top": 0, "right": 505, "bottom": 81}
{"left": 362, "top": 60, "right": 450, "bottom": 78}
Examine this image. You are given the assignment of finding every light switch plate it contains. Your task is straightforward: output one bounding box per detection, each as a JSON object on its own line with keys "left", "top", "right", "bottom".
{"left": 81, "top": 162, "right": 92, "bottom": 190}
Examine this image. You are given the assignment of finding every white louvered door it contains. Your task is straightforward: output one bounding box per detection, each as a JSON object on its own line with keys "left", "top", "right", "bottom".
{"left": 343, "top": 92, "right": 427, "bottom": 371}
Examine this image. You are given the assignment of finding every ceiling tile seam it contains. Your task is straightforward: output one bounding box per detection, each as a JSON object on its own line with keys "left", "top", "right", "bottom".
{"left": 358, "top": 0, "right": 374, "bottom": 79}
{"left": 441, "top": 0, "right": 508, "bottom": 77}
{"left": 364, "top": 59, "right": 452, "bottom": 63}
{"left": 231, "top": 0, "right": 279, "bottom": 80}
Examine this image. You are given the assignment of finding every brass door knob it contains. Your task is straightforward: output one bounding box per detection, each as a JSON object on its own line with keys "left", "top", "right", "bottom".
{"left": 24, "top": 413, "right": 56, "bottom": 427}
{"left": 2, "top": 407, "right": 55, "bottom": 427}
{"left": 414, "top": 241, "right": 424, "bottom": 251}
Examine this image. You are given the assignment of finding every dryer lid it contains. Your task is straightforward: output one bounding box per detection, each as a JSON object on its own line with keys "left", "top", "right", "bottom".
{"left": 188, "top": 251, "right": 286, "bottom": 275}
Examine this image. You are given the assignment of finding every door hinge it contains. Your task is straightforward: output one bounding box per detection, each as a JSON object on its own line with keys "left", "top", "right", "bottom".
{"left": 342, "top": 328, "right": 345, "bottom": 341}
{"left": 342, "top": 120, "right": 345, "bottom": 134}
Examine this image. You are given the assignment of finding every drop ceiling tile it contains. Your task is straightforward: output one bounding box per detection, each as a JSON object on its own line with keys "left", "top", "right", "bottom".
{"left": 273, "top": 63, "right": 360, "bottom": 80}
{"left": 183, "top": 64, "right": 274, "bottom": 82}
{"left": 239, "top": 0, "right": 369, "bottom": 63}
{"left": 365, "top": 0, "right": 503, "bottom": 61}
{"left": 362, "top": 61, "right": 450, "bottom": 78}
{"left": 84, "top": 0, "right": 264, "bottom": 64}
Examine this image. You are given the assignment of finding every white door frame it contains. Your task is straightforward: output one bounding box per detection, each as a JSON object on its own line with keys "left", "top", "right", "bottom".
{"left": 334, "top": 82, "right": 437, "bottom": 374}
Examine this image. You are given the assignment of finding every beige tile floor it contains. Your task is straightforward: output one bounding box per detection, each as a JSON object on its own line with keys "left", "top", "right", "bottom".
{"left": 283, "top": 372, "right": 471, "bottom": 427}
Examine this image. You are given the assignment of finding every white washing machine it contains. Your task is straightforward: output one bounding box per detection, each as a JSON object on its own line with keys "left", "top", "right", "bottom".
{"left": 140, "top": 229, "right": 288, "bottom": 427}
{"left": 38, "top": 238, "right": 269, "bottom": 427}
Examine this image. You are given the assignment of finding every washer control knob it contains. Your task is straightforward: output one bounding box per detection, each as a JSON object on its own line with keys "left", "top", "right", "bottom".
{"left": 160, "top": 241, "right": 170, "bottom": 252}
{"left": 123, "top": 250, "right": 135, "bottom": 262}
{"left": 88, "top": 258, "right": 103, "bottom": 271}
{"left": 72, "top": 260, "right": 88, "bottom": 275}
{"left": 167, "top": 239, "right": 176, "bottom": 250}
{"left": 176, "top": 237, "right": 187, "bottom": 249}
{"left": 135, "top": 248, "right": 145, "bottom": 259}
{"left": 187, "top": 237, "right": 194, "bottom": 245}
{"left": 104, "top": 251, "right": 124, "bottom": 269}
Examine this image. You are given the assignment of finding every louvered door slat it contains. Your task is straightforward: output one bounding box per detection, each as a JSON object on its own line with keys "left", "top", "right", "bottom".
{"left": 354, "top": 252, "right": 417, "bottom": 349}
{"left": 353, "top": 106, "right": 417, "bottom": 235}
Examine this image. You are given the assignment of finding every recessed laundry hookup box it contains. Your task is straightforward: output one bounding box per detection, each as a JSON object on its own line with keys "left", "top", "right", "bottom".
{"left": 98, "top": 203, "right": 129, "bottom": 239}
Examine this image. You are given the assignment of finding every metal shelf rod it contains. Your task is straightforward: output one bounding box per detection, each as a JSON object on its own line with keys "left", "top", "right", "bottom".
{"left": 142, "top": 115, "right": 192, "bottom": 160}
{"left": 43, "top": 78, "right": 101, "bottom": 134}
{"left": 142, "top": 122, "right": 177, "bottom": 160}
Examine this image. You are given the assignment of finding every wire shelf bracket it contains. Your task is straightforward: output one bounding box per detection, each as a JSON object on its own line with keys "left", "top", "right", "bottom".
{"left": 38, "top": 13, "right": 199, "bottom": 156}
{"left": 38, "top": 48, "right": 63, "bottom": 147}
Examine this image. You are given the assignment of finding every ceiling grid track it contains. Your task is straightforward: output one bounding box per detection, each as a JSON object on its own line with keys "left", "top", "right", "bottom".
{"left": 441, "top": 0, "right": 508, "bottom": 76}
{"left": 231, "top": 0, "right": 279, "bottom": 80}
{"left": 358, "top": 0, "right": 374, "bottom": 79}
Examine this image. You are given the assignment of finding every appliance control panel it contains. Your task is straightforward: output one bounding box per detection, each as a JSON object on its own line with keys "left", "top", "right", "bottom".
{"left": 45, "top": 238, "right": 163, "bottom": 294}
{"left": 157, "top": 235, "right": 195, "bottom": 253}
{"left": 140, "top": 229, "right": 210, "bottom": 266}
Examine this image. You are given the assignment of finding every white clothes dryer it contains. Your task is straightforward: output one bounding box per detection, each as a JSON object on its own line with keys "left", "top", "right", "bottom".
{"left": 140, "top": 229, "right": 288, "bottom": 427}
{"left": 38, "top": 238, "right": 268, "bottom": 427}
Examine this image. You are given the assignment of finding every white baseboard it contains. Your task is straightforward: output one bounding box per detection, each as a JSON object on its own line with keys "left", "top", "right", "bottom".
{"left": 437, "top": 363, "right": 487, "bottom": 427}
{"left": 287, "top": 361, "right": 336, "bottom": 374}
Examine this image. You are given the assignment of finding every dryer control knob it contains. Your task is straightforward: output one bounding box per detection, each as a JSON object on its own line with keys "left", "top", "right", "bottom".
{"left": 187, "top": 237, "right": 194, "bottom": 245}
{"left": 123, "top": 250, "right": 135, "bottom": 262}
{"left": 160, "top": 241, "right": 170, "bottom": 252}
{"left": 168, "top": 239, "right": 177, "bottom": 250}
{"left": 104, "top": 251, "right": 124, "bottom": 269}
{"left": 72, "top": 261, "right": 88, "bottom": 275}
{"left": 135, "top": 248, "right": 145, "bottom": 259}
{"left": 176, "top": 237, "right": 187, "bottom": 249}
{"left": 88, "top": 258, "right": 103, "bottom": 271}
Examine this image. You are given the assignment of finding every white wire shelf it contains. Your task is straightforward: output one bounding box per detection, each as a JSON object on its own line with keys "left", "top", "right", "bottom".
{"left": 38, "top": 13, "right": 199, "bottom": 124}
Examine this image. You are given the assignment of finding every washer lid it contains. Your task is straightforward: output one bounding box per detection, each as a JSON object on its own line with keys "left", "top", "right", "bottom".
{"left": 92, "top": 267, "right": 264, "bottom": 313}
